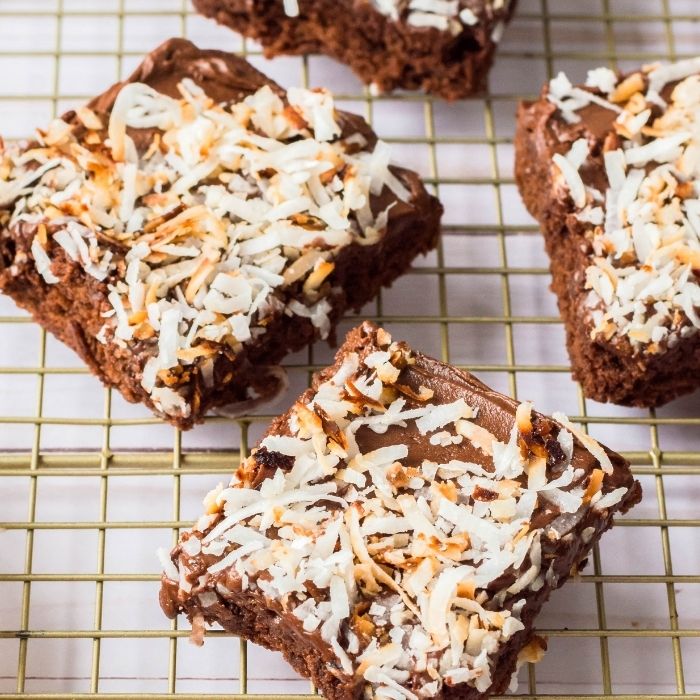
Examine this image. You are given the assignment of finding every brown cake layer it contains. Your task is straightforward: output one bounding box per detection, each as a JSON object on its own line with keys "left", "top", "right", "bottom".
{"left": 160, "top": 321, "right": 641, "bottom": 699}
{"left": 515, "top": 62, "right": 700, "bottom": 407}
{"left": 0, "top": 39, "right": 442, "bottom": 428}
{"left": 191, "top": 0, "right": 517, "bottom": 100}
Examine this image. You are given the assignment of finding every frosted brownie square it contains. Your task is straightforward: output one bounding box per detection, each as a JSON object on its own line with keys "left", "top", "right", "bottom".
{"left": 0, "top": 39, "right": 441, "bottom": 428}
{"left": 515, "top": 57, "right": 700, "bottom": 406}
{"left": 160, "top": 321, "right": 641, "bottom": 699}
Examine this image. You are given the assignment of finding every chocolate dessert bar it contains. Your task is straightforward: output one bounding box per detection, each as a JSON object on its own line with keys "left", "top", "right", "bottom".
{"left": 515, "top": 57, "right": 700, "bottom": 407}
{"left": 192, "top": 0, "right": 517, "bottom": 100}
{"left": 160, "top": 321, "right": 641, "bottom": 699}
{"left": 0, "top": 38, "right": 441, "bottom": 428}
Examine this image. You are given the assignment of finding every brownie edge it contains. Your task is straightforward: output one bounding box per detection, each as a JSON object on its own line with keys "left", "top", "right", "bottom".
{"left": 191, "top": 0, "right": 518, "bottom": 100}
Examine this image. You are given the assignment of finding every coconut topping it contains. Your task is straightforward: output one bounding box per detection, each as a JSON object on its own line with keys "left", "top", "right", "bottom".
{"left": 279, "top": 0, "right": 511, "bottom": 37}
{"left": 166, "top": 329, "right": 631, "bottom": 698}
{"left": 547, "top": 57, "right": 700, "bottom": 353}
{"left": 0, "top": 79, "right": 412, "bottom": 418}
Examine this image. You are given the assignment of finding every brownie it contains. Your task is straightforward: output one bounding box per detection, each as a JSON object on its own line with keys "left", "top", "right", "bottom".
{"left": 191, "top": 0, "right": 518, "bottom": 100}
{"left": 160, "top": 321, "right": 641, "bottom": 699}
{"left": 0, "top": 38, "right": 442, "bottom": 429}
{"left": 515, "top": 59, "right": 700, "bottom": 407}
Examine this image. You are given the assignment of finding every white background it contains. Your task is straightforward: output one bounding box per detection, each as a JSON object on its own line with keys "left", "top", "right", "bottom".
{"left": 0, "top": 0, "right": 698, "bottom": 696}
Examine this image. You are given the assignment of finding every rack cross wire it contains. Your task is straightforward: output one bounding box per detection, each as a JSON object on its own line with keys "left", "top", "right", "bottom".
{"left": 0, "top": 0, "right": 698, "bottom": 697}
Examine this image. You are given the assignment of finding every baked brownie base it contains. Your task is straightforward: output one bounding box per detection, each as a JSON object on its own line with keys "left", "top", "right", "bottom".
{"left": 161, "top": 322, "right": 641, "bottom": 698}
{"left": 514, "top": 98, "right": 700, "bottom": 408}
{"left": 0, "top": 39, "right": 441, "bottom": 428}
{"left": 192, "top": 0, "right": 517, "bottom": 100}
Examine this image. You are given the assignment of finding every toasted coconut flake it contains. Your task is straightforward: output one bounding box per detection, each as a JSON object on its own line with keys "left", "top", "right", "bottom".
{"left": 76, "top": 106, "right": 104, "bottom": 131}
{"left": 455, "top": 419, "right": 495, "bottom": 456}
{"left": 203, "top": 483, "right": 224, "bottom": 515}
{"left": 152, "top": 385, "right": 190, "bottom": 417}
{"left": 207, "top": 540, "right": 260, "bottom": 575}
{"left": 346, "top": 506, "right": 419, "bottom": 617}
{"left": 592, "top": 486, "right": 628, "bottom": 510}
{"left": 415, "top": 398, "right": 473, "bottom": 435}
{"left": 507, "top": 533, "right": 542, "bottom": 594}
{"left": 157, "top": 307, "right": 182, "bottom": 370}
{"left": 604, "top": 149, "right": 627, "bottom": 190}
{"left": 31, "top": 238, "right": 58, "bottom": 284}
{"left": 118, "top": 162, "right": 138, "bottom": 223}
{"left": 184, "top": 255, "right": 217, "bottom": 304}
{"left": 540, "top": 487, "right": 583, "bottom": 514}
{"left": 586, "top": 67, "right": 618, "bottom": 95}
{"left": 624, "top": 131, "right": 691, "bottom": 167}
{"left": 518, "top": 635, "right": 547, "bottom": 664}
{"left": 611, "top": 72, "right": 645, "bottom": 103}
{"left": 282, "top": 250, "right": 325, "bottom": 285}
{"left": 303, "top": 260, "right": 335, "bottom": 295}
{"left": 282, "top": 0, "right": 299, "bottom": 16}
{"left": 527, "top": 457, "right": 546, "bottom": 491}
{"left": 515, "top": 401, "right": 533, "bottom": 435}
{"left": 427, "top": 565, "right": 472, "bottom": 645}
{"left": 647, "top": 57, "right": 700, "bottom": 103}
{"left": 287, "top": 87, "right": 341, "bottom": 142}
{"left": 157, "top": 546, "right": 179, "bottom": 581}
{"left": 329, "top": 574, "right": 351, "bottom": 621}
{"left": 552, "top": 152, "right": 587, "bottom": 209}
{"left": 376, "top": 328, "right": 392, "bottom": 348}
{"left": 394, "top": 383, "right": 433, "bottom": 402}
{"left": 41, "top": 118, "right": 72, "bottom": 147}
{"left": 553, "top": 412, "right": 613, "bottom": 475}
{"left": 583, "top": 469, "right": 605, "bottom": 503}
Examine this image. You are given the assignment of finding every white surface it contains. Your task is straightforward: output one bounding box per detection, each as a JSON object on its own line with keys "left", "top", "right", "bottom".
{"left": 0, "top": 0, "right": 699, "bottom": 695}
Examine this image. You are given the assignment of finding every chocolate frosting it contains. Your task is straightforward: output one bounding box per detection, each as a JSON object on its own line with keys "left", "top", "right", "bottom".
{"left": 346, "top": 324, "right": 631, "bottom": 492}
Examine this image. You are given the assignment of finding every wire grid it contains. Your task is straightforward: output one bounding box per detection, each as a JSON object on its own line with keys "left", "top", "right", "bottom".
{"left": 0, "top": 0, "right": 699, "bottom": 697}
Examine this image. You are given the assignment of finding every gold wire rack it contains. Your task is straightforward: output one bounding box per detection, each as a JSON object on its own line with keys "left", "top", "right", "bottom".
{"left": 0, "top": 0, "right": 699, "bottom": 697}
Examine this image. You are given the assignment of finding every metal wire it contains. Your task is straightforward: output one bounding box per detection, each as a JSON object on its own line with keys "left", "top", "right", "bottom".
{"left": 0, "top": 0, "right": 698, "bottom": 697}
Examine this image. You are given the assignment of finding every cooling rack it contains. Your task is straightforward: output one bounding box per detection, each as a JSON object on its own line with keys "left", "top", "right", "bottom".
{"left": 0, "top": 0, "right": 699, "bottom": 697}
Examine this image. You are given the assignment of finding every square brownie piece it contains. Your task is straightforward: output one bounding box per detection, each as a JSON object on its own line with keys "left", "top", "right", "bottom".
{"left": 160, "top": 321, "right": 641, "bottom": 699}
{"left": 192, "top": 0, "right": 517, "bottom": 100}
{"left": 0, "top": 38, "right": 441, "bottom": 428}
{"left": 515, "top": 58, "right": 700, "bottom": 407}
